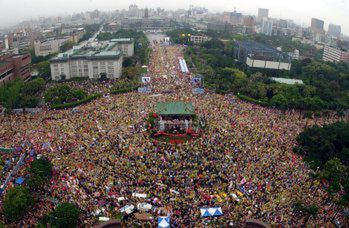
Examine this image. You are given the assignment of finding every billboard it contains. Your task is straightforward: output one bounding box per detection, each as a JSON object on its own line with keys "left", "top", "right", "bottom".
{"left": 142, "top": 77, "right": 151, "bottom": 84}
{"left": 191, "top": 77, "right": 203, "bottom": 88}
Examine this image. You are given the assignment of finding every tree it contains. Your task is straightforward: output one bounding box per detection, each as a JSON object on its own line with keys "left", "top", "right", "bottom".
{"left": 270, "top": 94, "right": 289, "bottom": 109}
{"left": 293, "top": 201, "right": 318, "bottom": 226}
{"left": 202, "top": 38, "right": 224, "bottom": 49}
{"left": 3, "top": 186, "right": 34, "bottom": 222}
{"left": 48, "top": 203, "right": 81, "bottom": 228}
{"left": 36, "top": 61, "right": 51, "bottom": 77}
{"left": 221, "top": 68, "right": 248, "bottom": 90}
{"left": 320, "top": 158, "right": 347, "bottom": 192}
{"left": 0, "top": 78, "right": 43, "bottom": 109}
{"left": 21, "top": 78, "right": 45, "bottom": 95}
{"left": 27, "top": 157, "right": 53, "bottom": 190}
{"left": 303, "top": 204, "right": 319, "bottom": 226}
{"left": 44, "top": 85, "right": 87, "bottom": 105}
{"left": 60, "top": 41, "right": 76, "bottom": 53}
{"left": 122, "top": 67, "right": 142, "bottom": 81}
{"left": 29, "top": 158, "right": 53, "bottom": 178}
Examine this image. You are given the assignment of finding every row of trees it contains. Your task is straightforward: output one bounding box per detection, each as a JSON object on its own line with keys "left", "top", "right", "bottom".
{"left": 0, "top": 78, "right": 45, "bottom": 109}
{"left": 44, "top": 84, "right": 87, "bottom": 105}
{"left": 2, "top": 157, "right": 81, "bottom": 227}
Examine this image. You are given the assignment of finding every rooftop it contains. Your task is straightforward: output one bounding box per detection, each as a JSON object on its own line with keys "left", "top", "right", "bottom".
{"left": 111, "top": 38, "right": 134, "bottom": 44}
{"left": 50, "top": 41, "right": 122, "bottom": 62}
{"left": 236, "top": 40, "right": 291, "bottom": 62}
{"left": 271, "top": 77, "right": 304, "bottom": 85}
{"left": 156, "top": 102, "right": 195, "bottom": 116}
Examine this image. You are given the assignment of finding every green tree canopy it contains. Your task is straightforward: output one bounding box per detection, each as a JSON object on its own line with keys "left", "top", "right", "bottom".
{"left": 27, "top": 157, "right": 53, "bottom": 190}
{"left": 3, "top": 186, "right": 34, "bottom": 222}
{"left": 48, "top": 203, "right": 81, "bottom": 228}
{"left": 44, "top": 85, "right": 87, "bottom": 105}
{"left": 0, "top": 78, "right": 44, "bottom": 109}
{"left": 270, "top": 94, "right": 289, "bottom": 109}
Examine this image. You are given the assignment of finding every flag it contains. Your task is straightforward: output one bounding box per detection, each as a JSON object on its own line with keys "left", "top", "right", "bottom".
{"left": 158, "top": 216, "right": 170, "bottom": 228}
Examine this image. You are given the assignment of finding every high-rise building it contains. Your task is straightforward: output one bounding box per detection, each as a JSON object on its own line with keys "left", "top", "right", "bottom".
{"left": 327, "top": 24, "right": 341, "bottom": 37}
{"left": 261, "top": 18, "right": 273, "bottom": 36}
{"left": 144, "top": 8, "right": 149, "bottom": 19}
{"left": 311, "top": 18, "right": 324, "bottom": 34}
{"left": 230, "top": 11, "right": 243, "bottom": 25}
{"left": 258, "top": 8, "right": 269, "bottom": 22}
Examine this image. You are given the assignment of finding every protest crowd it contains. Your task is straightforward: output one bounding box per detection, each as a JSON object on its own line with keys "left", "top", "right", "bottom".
{"left": 1, "top": 43, "right": 349, "bottom": 227}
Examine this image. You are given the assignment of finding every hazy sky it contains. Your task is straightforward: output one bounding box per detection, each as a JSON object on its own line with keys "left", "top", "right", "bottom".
{"left": 0, "top": 0, "right": 348, "bottom": 34}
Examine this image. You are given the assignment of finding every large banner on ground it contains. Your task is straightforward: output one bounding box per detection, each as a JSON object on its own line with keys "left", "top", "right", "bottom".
{"left": 138, "top": 87, "right": 152, "bottom": 93}
{"left": 192, "top": 88, "right": 205, "bottom": 94}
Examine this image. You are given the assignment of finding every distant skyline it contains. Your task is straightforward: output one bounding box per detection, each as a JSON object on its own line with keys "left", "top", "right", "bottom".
{"left": 0, "top": 0, "right": 348, "bottom": 35}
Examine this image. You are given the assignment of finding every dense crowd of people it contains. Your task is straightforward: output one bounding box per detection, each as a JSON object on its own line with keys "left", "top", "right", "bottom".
{"left": 0, "top": 43, "right": 349, "bottom": 227}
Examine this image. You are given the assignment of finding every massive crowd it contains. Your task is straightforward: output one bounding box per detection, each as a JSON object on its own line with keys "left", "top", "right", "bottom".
{"left": 0, "top": 44, "right": 349, "bottom": 227}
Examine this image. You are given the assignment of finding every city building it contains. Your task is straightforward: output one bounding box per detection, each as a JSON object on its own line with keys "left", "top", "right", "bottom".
{"left": 0, "top": 51, "right": 31, "bottom": 85}
{"left": 230, "top": 11, "right": 243, "bottom": 25}
{"left": 190, "top": 35, "right": 210, "bottom": 44}
{"left": 234, "top": 40, "right": 292, "bottom": 70}
{"left": 104, "top": 22, "right": 120, "bottom": 32}
{"left": 311, "top": 18, "right": 324, "bottom": 34}
{"left": 144, "top": 8, "right": 149, "bottom": 19}
{"left": 257, "top": 8, "right": 269, "bottom": 22}
{"left": 261, "top": 18, "right": 273, "bottom": 36}
{"left": 322, "top": 45, "right": 349, "bottom": 63}
{"left": 288, "top": 49, "right": 300, "bottom": 60}
{"left": 60, "top": 27, "right": 86, "bottom": 43}
{"left": 50, "top": 42, "right": 123, "bottom": 81}
{"left": 188, "top": 5, "right": 208, "bottom": 20}
{"left": 3, "top": 28, "right": 40, "bottom": 51}
{"left": 110, "top": 38, "right": 134, "bottom": 57}
{"left": 34, "top": 38, "right": 70, "bottom": 57}
{"left": 121, "top": 18, "right": 175, "bottom": 30}
{"left": 327, "top": 24, "right": 341, "bottom": 38}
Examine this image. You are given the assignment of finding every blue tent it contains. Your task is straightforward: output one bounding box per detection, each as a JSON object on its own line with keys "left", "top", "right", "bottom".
{"left": 200, "top": 207, "right": 223, "bottom": 217}
{"left": 15, "top": 177, "right": 24, "bottom": 185}
{"left": 158, "top": 216, "right": 170, "bottom": 228}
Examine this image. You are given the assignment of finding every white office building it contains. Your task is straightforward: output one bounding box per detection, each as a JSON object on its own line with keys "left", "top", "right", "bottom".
{"left": 110, "top": 38, "right": 134, "bottom": 57}
{"left": 34, "top": 38, "right": 70, "bottom": 57}
{"left": 190, "top": 35, "right": 210, "bottom": 44}
{"left": 50, "top": 42, "right": 123, "bottom": 81}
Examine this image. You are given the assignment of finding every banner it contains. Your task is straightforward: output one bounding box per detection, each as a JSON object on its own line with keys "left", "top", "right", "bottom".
{"left": 200, "top": 207, "right": 223, "bottom": 217}
{"left": 192, "top": 88, "right": 205, "bottom": 94}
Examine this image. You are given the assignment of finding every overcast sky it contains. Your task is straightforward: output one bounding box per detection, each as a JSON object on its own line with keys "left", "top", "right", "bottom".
{"left": 0, "top": 0, "right": 348, "bottom": 34}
